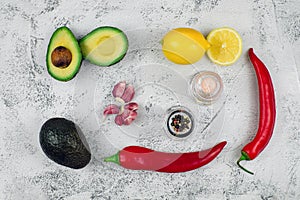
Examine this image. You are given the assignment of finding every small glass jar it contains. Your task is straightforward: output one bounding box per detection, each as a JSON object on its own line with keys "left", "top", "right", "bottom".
{"left": 164, "top": 106, "right": 195, "bottom": 140}
{"left": 190, "top": 71, "right": 223, "bottom": 104}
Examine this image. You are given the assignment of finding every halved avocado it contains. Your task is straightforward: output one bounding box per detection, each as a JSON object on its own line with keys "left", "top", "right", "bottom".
{"left": 79, "top": 26, "right": 128, "bottom": 66}
{"left": 46, "top": 27, "right": 82, "bottom": 81}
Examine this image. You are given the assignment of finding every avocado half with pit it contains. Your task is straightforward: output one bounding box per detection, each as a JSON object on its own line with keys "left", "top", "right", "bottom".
{"left": 46, "top": 27, "right": 82, "bottom": 81}
{"left": 79, "top": 26, "right": 128, "bottom": 66}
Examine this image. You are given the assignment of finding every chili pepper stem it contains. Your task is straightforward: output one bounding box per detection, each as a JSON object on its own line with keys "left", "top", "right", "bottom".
{"left": 104, "top": 152, "right": 120, "bottom": 165}
{"left": 237, "top": 151, "right": 254, "bottom": 175}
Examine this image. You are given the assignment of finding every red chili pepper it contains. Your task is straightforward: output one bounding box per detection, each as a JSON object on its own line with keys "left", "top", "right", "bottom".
{"left": 237, "top": 48, "right": 276, "bottom": 175}
{"left": 104, "top": 141, "right": 227, "bottom": 173}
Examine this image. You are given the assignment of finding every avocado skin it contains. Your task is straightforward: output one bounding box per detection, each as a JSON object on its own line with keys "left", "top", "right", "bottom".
{"left": 39, "top": 118, "right": 91, "bottom": 169}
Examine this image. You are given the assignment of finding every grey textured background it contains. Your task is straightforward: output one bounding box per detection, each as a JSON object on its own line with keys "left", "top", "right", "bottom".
{"left": 1, "top": 0, "right": 300, "bottom": 199}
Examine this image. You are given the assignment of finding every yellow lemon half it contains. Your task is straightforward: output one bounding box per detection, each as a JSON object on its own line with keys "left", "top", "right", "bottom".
{"left": 206, "top": 27, "right": 242, "bottom": 66}
{"left": 162, "top": 28, "right": 211, "bottom": 65}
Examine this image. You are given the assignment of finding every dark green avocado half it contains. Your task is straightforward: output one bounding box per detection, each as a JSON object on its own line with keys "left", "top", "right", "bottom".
{"left": 39, "top": 118, "right": 91, "bottom": 169}
{"left": 46, "top": 27, "right": 82, "bottom": 81}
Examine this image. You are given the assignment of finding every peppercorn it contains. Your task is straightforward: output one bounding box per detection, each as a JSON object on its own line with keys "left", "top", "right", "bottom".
{"left": 170, "top": 114, "right": 191, "bottom": 133}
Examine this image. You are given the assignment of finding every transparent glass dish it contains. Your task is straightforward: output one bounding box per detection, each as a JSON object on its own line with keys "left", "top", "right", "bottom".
{"left": 190, "top": 71, "right": 223, "bottom": 105}
{"left": 164, "top": 106, "right": 195, "bottom": 140}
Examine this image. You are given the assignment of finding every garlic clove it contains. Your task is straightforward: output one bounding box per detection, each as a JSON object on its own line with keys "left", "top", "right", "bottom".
{"left": 103, "top": 104, "right": 120, "bottom": 117}
{"left": 115, "top": 115, "right": 124, "bottom": 126}
{"left": 121, "top": 84, "right": 135, "bottom": 103}
{"left": 124, "top": 102, "right": 138, "bottom": 111}
{"left": 122, "top": 109, "right": 138, "bottom": 125}
{"left": 112, "top": 81, "right": 126, "bottom": 98}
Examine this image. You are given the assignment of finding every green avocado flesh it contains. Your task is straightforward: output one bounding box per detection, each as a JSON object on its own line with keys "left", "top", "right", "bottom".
{"left": 46, "top": 27, "right": 82, "bottom": 81}
{"left": 39, "top": 118, "right": 91, "bottom": 169}
{"left": 79, "top": 26, "right": 128, "bottom": 66}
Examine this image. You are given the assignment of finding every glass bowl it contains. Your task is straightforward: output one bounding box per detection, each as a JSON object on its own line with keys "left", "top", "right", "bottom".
{"left": 189, "top": 71, "right": 223, "bottom": 104}
{"left": 164, "top": 105, "right": 195, "bottom": 140}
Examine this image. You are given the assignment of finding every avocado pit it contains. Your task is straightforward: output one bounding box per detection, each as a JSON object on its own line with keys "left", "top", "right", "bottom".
{"left": 51, "top": 46, "right": 72, "bottom": 68}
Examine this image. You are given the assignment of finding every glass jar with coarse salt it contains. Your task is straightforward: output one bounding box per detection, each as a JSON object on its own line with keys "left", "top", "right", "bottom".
{"left": 190, "top": 71, "right": 223, "bottom": 105}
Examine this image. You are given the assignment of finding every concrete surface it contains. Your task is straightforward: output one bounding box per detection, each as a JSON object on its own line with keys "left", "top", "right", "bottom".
{"left": 0, "top": 0, "right": 300, "bottom": 199}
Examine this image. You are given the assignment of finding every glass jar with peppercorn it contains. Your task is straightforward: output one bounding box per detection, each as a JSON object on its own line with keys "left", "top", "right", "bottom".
{"left": 164, "top": 106, "right": 195, "bottom": 140}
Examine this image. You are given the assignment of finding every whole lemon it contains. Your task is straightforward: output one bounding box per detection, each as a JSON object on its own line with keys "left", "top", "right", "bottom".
{"left": 161, "top": 28, "right": 211, "bottom": 65}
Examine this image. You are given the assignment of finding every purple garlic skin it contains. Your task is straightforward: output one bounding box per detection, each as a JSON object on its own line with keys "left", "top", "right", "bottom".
{"left": 115, "top": 115, "right": 124, "bottom": 126}
{"left": 120, "top": 109, "right": 138, "bottom": 125}
{"left": 121, "top": 84, "right": 135, "bottom": 103}
{"left": 112, "top": 81, "right": 126, "bottom": 98}
{"left": 103, "top": 81, "right": 138, "bottom": 126}
{"left": 124, "top": 102, "right": 138, "bottom": 111}
{"left": 103, "top": 104, "right": 120, "bottom": 117}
